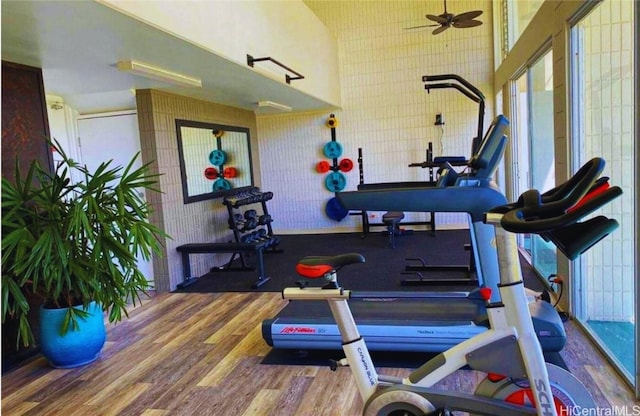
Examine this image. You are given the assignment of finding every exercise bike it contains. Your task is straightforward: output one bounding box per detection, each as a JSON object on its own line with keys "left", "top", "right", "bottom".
{"left": 283, "top": 157, "right": 621, "bottom": 415}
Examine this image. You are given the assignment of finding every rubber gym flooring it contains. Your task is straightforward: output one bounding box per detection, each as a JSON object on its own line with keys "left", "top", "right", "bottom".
{"left": 174, "top": 229, "right": 547, "bottom": 294}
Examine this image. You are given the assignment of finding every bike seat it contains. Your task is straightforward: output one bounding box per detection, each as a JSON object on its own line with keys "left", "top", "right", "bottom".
{"left": 296, "top": 253, "right": 366, "bottom": 279}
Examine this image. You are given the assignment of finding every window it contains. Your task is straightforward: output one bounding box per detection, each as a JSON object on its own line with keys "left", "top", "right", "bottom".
{"left": 495, "top": 0, "right": 545, "bottom": 65}
{"left": 570, "top": 0, "right": 636, "bottom": 386}
{"left": 511, "top": 49, "right": 556, "bottom": 279}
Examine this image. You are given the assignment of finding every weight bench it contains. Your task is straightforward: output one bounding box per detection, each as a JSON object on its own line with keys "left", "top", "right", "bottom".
{"left": 176, "top": 241, "right": 270, "bottom": 289}
{"left": 382, "top": 211, "right": 404, "bottom": 248}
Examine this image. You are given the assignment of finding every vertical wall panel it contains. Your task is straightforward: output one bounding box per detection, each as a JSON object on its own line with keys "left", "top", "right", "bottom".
{"left": 136, "top": 90, "right": 259, "bottom": 291}
{"left": 258, "top": 0, "right": 495, "bottom": 233}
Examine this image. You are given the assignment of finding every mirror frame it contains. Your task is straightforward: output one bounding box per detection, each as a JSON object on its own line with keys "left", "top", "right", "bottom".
{"left": 176, "top": 119, "right": 254, "bottom": 204}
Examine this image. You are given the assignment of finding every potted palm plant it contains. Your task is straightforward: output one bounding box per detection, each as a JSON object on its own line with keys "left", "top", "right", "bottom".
{"left": 2, "top": 141, "right": 167, "bottom": 368}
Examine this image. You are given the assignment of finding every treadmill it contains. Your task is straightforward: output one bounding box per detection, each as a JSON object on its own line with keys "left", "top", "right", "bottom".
{"left": 261, "top": 114, "right": 567, "bottom": 353}
{"left": 262, "top": 290, "right": 566, "bottom": 352}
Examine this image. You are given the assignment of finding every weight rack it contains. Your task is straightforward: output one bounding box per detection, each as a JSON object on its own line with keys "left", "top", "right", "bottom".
{"left": 221, "top": 187, "right": 282, "bottom": 278}
{"left": 175, "top": 187, "right": 281, "bottom": 290}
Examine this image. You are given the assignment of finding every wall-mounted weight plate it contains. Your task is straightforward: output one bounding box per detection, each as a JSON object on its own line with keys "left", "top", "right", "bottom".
{"left": 223, "top": 167, "right": 238, "bottom": 178}
{"left": 316, "top": 160, "right": 331, "bottom": 173}
{"left": 212, "top": 178, "right": 232, "bottom": 191}
{"left": 326, "top": 115, "right": 339, "bottom": 128}
{"left": 323, "top": 141, "right": 343, "bottom": 159}
{"left": 325, "top": 171, "right": 347, "bottom": 192}
{"left": 325, "top": 197, "right": 348, "bottom": 221}
{"left": 204, "top": 167, "right": 218, "bottom": 180}
{"left": 338, "top": 158, "right": 354, "bottom": 172}
{"left": 209, "top": 149, "right": 227, "bottom": 166}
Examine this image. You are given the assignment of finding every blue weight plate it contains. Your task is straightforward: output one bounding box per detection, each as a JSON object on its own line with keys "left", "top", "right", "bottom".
{"left": 212, "top": 178, "right": 232, "bottom": 191}
{"left": 209, "top": 149, "right": 227, "bottom": 166}
{"left": 323, "top": 141, "right": 343, "bottom": 159}
{"left": 324, "top": 171, "right": 346, "bottom": 192}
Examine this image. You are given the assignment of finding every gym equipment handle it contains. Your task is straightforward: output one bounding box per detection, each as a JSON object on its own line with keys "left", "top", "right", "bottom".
{"left": 247, "top": 54, "right": 305, "bottom": 84}
{"left": 424, "top": 83, "right": 481, "bottom": 103}
{"left": 422, "top": 73, "right": 485, "bottom": 154}
{"left": 499, "top": 158, "right": 622, "bottom": 233}
{"left": 422, "top": 74, "right": 486, "bottom": 100}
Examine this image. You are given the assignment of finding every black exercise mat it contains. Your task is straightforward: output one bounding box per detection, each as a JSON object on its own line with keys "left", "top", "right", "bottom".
{"left": 261, "top": 348, "right": 567, "bottom": 370}
{"left": 174, "top": 230, "right": 547, "bottom": 293}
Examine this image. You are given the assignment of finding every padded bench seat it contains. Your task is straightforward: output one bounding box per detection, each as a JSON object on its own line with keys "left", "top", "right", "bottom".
{"left": 382, "top": 211, "right": 405, "bottom": 248}
{"left": 176, "top": 241, "right": 270, "bottom": 289}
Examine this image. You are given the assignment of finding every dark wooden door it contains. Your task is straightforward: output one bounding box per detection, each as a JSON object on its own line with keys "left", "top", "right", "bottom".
{"left": 1, "top": 61, "right": 52, "bottom": 372}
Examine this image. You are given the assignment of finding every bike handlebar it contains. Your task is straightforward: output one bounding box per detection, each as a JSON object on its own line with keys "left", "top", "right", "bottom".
{"left": 497, "top": 158, "right": 622, "bottom": 233}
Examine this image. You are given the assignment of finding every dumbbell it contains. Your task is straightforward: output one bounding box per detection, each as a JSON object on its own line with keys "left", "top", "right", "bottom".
{"left": 253, "top": 230, "right": 270, "bottom": 244}
{"left": 240, "top": 233, "right": 255, "bottom": 243}
{"left": 244, "top": 209, "right": 258, "bottom": 220}
{"left": 258, "top": 214, "right": 272, "bottom": 225}
{"left": 229, "top": 213, "right": 246, "bottom": 229}
{"left": 240, "top": 210, "right": 257, "bottom": 230}
{"left": 268, "top": 236, "right": 281, "bottom": 248}
{"left": 246, "top": 219, "right": 259, "bottom": 231}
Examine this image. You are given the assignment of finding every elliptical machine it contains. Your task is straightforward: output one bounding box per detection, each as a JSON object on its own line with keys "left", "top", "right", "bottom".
{"left": 283, "top": 157, "right": 621, "bottom": 415}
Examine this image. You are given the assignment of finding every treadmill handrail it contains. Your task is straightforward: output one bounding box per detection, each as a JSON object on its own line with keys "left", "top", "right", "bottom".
{"left": 337, "top": 185, "right": 507, "bottom": 222}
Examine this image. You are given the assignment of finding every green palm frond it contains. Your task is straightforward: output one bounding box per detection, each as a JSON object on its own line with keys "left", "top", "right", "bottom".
{"left": 1, "top": 139, "right": 169, "bottom": 347}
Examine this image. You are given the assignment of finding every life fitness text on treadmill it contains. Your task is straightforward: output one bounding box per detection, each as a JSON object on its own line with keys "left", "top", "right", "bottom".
{"left": 280, "top": 327, "right": 319, "bottom": 334}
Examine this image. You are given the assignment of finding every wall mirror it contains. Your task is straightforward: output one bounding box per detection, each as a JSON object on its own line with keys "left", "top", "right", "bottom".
{"left": 176, "top": 119, "right": 254, "bottom": 203}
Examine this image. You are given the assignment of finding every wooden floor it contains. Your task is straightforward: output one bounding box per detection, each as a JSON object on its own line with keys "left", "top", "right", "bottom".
{"left": 2, "top": 292, "right": 637, "bottom": 415}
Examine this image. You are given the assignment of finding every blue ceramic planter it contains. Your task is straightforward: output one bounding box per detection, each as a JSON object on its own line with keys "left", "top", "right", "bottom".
{"left": 39, "top": 301, "right": 106, "bottom": 368}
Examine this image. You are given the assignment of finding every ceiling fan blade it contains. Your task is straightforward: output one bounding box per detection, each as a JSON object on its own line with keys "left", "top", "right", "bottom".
{"left": 404, "top": 23, "right": 440, "bottom": 30}
{"left": 453, "top": 20, "right": 482, "bottom": 28}
{"left": 432, "top": 25, "right": 450, "bottom": 35}
{"left": 426, "top": 14, "right": 449, "bottom": 24}
{"left": 452, "top": 10, "right": 483, "bottom": 22}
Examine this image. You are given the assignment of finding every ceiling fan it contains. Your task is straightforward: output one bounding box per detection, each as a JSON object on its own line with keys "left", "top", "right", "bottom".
{"left": 405, "top": 0, "right": 483, "bottom": 35}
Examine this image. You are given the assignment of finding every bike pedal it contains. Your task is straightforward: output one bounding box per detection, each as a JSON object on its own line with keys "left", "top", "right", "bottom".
{"left": 541, "top": 289, "right": 552, "bottom": 303}
{"left": 328, "top": 358, "right": 349, "bottom": 371}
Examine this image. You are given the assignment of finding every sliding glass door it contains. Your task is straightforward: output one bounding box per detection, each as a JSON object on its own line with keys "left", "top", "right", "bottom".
{"left": 570, "top": 0, "right": 636, "bottom": 388}
{"left": 511, "top": 49, "right": 556, "bottom": 279}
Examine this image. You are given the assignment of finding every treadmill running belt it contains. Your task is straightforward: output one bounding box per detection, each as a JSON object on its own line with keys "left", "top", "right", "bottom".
{"left": 278, "top": 298, "right": 486, "bottom": 325}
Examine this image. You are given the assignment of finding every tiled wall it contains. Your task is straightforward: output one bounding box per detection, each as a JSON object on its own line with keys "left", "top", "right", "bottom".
{"left": 136, "top": 90, "right": 260, "bottom": 291}
{"left": 258, "top": 0, "right": 495, "bottom": 233}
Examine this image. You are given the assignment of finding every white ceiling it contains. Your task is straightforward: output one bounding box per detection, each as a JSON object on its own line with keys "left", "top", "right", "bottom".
{"left": 1, "top": 0, "right": 334, "bottom": 115}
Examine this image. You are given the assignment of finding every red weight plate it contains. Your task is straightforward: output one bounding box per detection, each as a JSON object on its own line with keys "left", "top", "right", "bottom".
{"left": 204, "top": 167, "right": 218, "bottom": 180}
{"left": 339, "top": 158, "right": 354, "bottom": 172}
{"left": 316, "top": 160, "right": 331, "bottom": 173}
{"left": 224, "top": 167, "right": 238, "bottom": 178}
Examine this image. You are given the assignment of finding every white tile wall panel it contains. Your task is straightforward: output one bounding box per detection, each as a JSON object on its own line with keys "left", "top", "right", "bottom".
{"left": 137, "top": 90, "right": 260, "bottom": 291}
{"left": 259, "top": 0, "right": 495, "bottom": 233}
